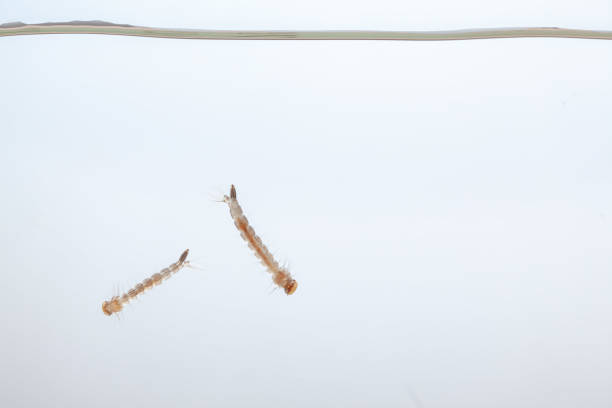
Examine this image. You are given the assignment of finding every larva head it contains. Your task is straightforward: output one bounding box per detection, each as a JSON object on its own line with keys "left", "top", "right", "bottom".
{"left": 230, "top": 184, "right": 237, "bottom": 199}
{"left": 102, "top": 297, "right": 123, "bottom": 316}
{"left": 284, "top": 279, "right": 298, "bottom": 295}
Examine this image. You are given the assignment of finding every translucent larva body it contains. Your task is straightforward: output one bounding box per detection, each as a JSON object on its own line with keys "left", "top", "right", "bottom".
{"left": 102, "top": 249, "right": 190, "bottom": 316}
{"left": 223, "top": 185, "right": 297, "bottom": 295}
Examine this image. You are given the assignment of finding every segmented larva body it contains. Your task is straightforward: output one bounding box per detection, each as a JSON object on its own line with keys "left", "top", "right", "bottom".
{"left": 223, "top": 185, "right": 297, "bottom": 295}
{"left": 102, "top": 249, "right": 190, "bottom": 316}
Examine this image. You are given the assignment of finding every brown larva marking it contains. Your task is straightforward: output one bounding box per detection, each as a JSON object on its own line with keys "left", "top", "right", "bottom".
{"left": 223, "top": 184, "right": 298, "bottom": 295}
{"left": 102, "top": 249, "right": 190, "bottom": 316}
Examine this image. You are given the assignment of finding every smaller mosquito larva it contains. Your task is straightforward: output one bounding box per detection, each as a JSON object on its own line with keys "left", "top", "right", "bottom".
{"left": 102, "top": 249, "right": 190, "bottom": 316}
{"left": 223, "top": 185, "right": 298, "bottom": 295}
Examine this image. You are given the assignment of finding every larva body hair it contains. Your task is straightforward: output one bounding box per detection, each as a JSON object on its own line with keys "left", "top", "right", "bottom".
{"left": 223, "top": 184, "right": 298, "bottom": 295}
{"left": 102, "top": 249, "right": 190, "bottom": 316}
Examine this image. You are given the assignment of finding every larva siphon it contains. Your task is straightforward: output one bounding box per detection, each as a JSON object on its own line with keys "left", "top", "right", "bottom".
{"left": 223, "top": 185, "right": 298, "bottom": 295}
{"left": 102, "top": 249, "right": 190, "bottom": 316}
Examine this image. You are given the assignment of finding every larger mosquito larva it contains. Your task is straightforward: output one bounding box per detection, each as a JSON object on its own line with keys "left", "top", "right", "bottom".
{"left": 223, "top": 185, "right": 298, "bottom": 295}
{"left": 102, "top": 249, "right": 190, "bottom": 316}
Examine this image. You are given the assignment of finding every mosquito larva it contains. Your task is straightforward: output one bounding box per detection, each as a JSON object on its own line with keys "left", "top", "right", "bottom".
{"left": 223, "top": 185, "right": 298, "bottom": 295}
{"left": 102, "top": 249, "right": 190, "bottom": 316}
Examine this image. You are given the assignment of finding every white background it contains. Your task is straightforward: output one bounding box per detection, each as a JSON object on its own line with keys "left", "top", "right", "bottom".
{"left": 1, "top": 1, "right": 611, "bottom": 407}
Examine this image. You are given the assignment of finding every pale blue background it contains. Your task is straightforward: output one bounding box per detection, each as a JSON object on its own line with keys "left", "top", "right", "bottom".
{"left": 1, "top": 1, "right": 611, "bottom": 407}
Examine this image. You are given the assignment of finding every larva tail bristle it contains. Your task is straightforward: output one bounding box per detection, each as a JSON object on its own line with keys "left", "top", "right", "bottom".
{"left": 230, "top": 184, "right": 237, "bottom": 199}
{"left": 185, "top": 261, "right": 204, "bottom": 271}
{"left": 178, "top": 249, "right": 189, "bottom": 264}
{"left": 208, "top": 186, "right": 228, "bottom": 203}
